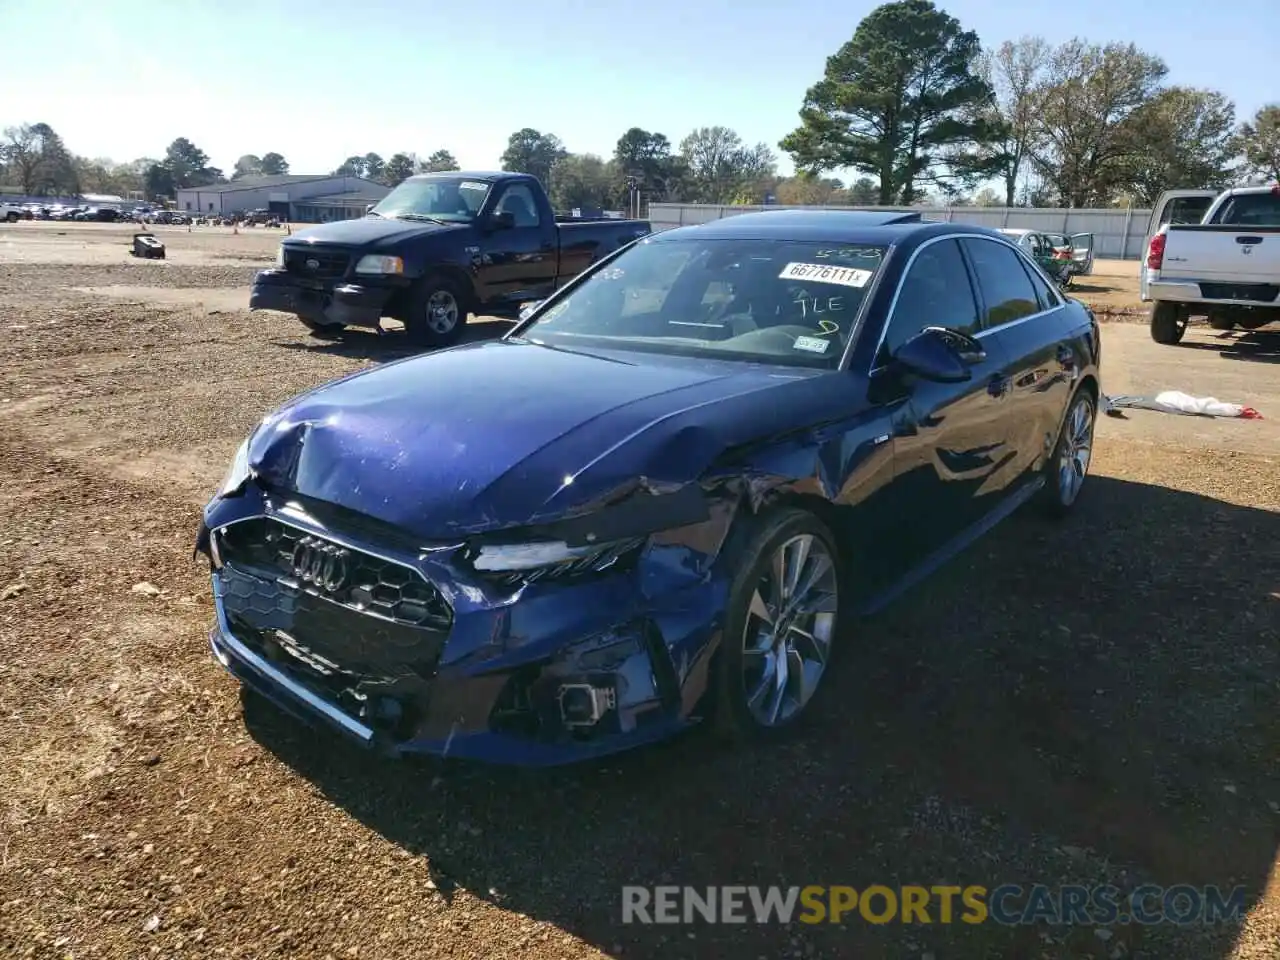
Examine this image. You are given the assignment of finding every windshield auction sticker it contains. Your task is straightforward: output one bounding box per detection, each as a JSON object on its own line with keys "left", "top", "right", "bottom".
{"left": 778, "top": 262, "right": 873, "bottom": 288}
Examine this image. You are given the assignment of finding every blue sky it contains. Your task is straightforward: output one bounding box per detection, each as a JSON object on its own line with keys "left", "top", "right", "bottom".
{"left": 1, "top": 0, "right": 1275, "bottom": 178}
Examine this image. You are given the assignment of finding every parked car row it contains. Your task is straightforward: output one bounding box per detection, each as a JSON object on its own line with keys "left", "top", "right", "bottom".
{"left": 201, "top": 173, "right": 1103, "bottom": 767}
{"left": 0, "top": 202, "right": 285, "bottom": 227}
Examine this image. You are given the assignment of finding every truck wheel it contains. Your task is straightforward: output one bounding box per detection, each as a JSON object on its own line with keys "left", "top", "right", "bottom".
{"left": 405, "top": 277, "right": 467, "bottom": 348}
{"left": 1150, "top": 301, "right": 1187, "bottom": 345}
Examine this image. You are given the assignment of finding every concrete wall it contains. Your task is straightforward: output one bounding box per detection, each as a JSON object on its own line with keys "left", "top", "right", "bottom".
{"left": 648, "top": 203, "right": 1159, "bottom": 259}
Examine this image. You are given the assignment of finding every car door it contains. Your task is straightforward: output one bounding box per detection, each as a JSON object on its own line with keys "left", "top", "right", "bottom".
{"left": 1069, "top": 233, "right": 1095, "bottom": 276}
{"left": 874, "top": 237, "right": 1017, "bottom": 571}
{"left": 477, "top": 182, "right": 558, "bottom": 305}
{"left": 960, "top": 236, "right": 1074, "bottom": 485}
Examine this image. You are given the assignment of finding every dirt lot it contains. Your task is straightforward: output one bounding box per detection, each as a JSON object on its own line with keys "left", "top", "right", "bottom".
{"left": 0, "top": 222, "right": 1277, "bottom": 960}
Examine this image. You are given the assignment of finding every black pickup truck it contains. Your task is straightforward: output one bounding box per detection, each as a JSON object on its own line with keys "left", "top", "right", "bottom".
{"left": 250, "top": 171, "right": 651, "bottom": 346}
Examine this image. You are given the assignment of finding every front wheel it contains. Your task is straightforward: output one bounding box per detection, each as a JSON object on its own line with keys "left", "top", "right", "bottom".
{"left": 1150, "top": 300, "right": 1187, "bottom": 344}
{"left": 404, "top": 277, "right": 467, "bottom": 348}
{"left": 712, "top": 508, "right": 844, "bottom": 743}
{"left": 1040, "top": 389, "right": 1096, "bottom": 517}
{"left": 4, "top": 212, "right": 18, "bottom": 223}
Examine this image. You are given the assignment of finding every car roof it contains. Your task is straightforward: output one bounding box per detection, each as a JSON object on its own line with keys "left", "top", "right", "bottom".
{"left": 653, "top": 209, "right": 1007, "bottom": 245}
{"left": 997, "top": 228, "right": 1032, "bottom": 237}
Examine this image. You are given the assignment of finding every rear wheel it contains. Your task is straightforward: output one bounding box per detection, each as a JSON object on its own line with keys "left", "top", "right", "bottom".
{"left": 405, "top": 276, "right": 467, "bottom": 348}
{"left": 1150, "top": 300, "right": 1187, "bottom": 344}
{"left": 1040, "top": 389, "right": 1096, "bottom": 517}
{"left": 712, "top": 508, "right": 844, "bottom": 744}
{"left": 4, "top": 212, "right": 18, "bottom": 223}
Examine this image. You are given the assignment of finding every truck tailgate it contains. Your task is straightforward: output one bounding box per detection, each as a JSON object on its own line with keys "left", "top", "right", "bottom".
{"left": 1163, "top": 225, "right": 1280, "bottom": 283}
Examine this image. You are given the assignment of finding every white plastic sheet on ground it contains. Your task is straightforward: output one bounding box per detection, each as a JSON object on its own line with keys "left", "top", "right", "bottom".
{"left": 1102, "top": 391, "right": 1263, "bottom": 420}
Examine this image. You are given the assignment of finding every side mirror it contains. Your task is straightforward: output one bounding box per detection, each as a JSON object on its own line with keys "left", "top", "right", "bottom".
{"left": 488, "top": 210, "right": 516, "bottom": 231}
{"left": 518, "top": 300, "right": 543, "bottom": 322}
{"left": 892, "top": 326, "right": 984, "bottom": 383}
{"left": 365, "top": 204, "right": 375, "bottom": 214}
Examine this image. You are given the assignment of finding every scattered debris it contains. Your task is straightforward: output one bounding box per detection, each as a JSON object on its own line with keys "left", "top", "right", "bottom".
{"left": 130, "top": 581, "right": 162, "bottom": 597}
{"left": 0, "top": 582, "right": 27, "bottom": 601}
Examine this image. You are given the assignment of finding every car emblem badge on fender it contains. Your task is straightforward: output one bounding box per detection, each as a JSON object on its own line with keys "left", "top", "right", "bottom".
{"left": 290, "top": 536, "right": 349, "bottom": 592}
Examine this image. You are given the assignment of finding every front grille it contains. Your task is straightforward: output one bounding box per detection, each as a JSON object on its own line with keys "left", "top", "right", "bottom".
{"left": 283, "top": 247, "right": 350, "bottom": 281}
{"left": 217, "top": 517, "right": 452, "bottom": 631}
{"left": 218, "top": 564, "right": 445, "bottom": 677}
{"left": 1199, "top": 282, "right": 1279, "bottom": 303}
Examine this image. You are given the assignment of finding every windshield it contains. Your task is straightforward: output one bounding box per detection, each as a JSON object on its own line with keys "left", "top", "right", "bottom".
{"left": 370, "top": 176, "right": 491, "bottom": 223}
{"left": 520, "top": 237, "right": 888, "bottom": 369}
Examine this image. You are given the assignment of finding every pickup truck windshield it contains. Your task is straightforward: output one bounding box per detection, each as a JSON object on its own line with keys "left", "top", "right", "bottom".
{"left": 371, "top": 177, "right": 492, "bottom": 223}
{"left": 522, "top": 237, "right": 887, "bottom": 369}
{"left": 1209, "top": 192, "right": 1280, "bottom": 226}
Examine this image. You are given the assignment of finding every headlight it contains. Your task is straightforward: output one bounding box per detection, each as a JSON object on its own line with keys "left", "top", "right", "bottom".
{"left": 217, "top": 438, "right": 252, "bottom": 498}
{"left": 472, "top": 541, "right": 600, "bottom": 571}
{"left": 469, "top": 536, "right": 646, "bottom": 581}
{"left": 355, "top": 254, "right": 404, "bottom": 275}
{"left": 275, "top": 245, "right": 285, "bottom": 267}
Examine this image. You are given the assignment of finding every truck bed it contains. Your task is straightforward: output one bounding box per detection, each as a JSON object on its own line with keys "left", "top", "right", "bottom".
{"left": 1161, "top": 223, "right": 1280, "bottom": 287}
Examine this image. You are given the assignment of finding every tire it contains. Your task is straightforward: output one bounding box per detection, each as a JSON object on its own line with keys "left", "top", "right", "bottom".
{"left": 1150, "top": 300, "right": 1187, "bottom": 344}
{"left": 711, "top": 507, "right": 845, "bottom": 744}
{"left": 4, "top": 212, "right": 18, "bottom": 223}
{"left": 299, "top": 318, "right": 346, "bottom": 340}
{"left": 1040, "top": 388, "right": 1096, "bottom": 517}
{"left": 404, "top": 276, "right": 467, "bottom": 348}
{"left": 1208, "top": 315, "right": 1235, "bottom": 331}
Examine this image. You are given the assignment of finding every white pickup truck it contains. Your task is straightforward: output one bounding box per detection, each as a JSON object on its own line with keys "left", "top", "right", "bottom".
{"left": 1142, "top": 184, "right": 1280, "bottom": 344}
{"left": 0, "top": 201, "right": 23, "bottom": 223}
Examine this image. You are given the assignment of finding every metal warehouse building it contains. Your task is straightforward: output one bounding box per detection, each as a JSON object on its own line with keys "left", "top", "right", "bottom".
{"left": 175, "top": 175, "right": 391, "bottom": 222}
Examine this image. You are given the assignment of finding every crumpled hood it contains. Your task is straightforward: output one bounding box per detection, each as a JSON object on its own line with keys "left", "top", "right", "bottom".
{"left": 286, "top": 216, "right": 463, "bottom": 248}
{"left": 247, "top": 340, "right": 836, "bottom": 539}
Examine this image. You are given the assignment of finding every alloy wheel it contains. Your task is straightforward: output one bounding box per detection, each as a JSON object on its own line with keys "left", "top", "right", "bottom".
{"left": 741, "top": 533, "right": 839, "bottom": 727}
{"left": 426, "top": 290, "right": 459, "bottom": 334}
{"left": 1058, "top": 396, "right": 1095, "bottom": 506}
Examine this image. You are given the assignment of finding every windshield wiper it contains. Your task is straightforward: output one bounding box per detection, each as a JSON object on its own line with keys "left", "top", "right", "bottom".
{"left": 396, "top": 213, "right": 450, "bottom": 225}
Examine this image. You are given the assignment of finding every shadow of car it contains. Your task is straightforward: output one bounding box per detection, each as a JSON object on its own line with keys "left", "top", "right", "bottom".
{"left": 242, "top": 474, "right": 1280, "bottom": 959}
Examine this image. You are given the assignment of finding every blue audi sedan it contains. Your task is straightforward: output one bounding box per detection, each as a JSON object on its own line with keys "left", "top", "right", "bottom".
{"left": 197, "top": 210, "right": 1101, "bottom": 766}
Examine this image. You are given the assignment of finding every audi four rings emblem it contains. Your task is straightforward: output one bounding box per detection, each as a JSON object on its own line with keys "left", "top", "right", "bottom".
{"left": 290, "top": 536, "right": 349, "bottom": 591}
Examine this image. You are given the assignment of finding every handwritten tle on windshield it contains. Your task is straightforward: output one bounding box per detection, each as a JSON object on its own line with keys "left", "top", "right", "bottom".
{"left": 791, "top": 295, "right": 845, "bottom": 335}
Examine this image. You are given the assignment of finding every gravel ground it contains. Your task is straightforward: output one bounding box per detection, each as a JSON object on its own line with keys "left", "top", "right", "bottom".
{"left": 0, "top": 223, "right": 1277, "bottom": 960}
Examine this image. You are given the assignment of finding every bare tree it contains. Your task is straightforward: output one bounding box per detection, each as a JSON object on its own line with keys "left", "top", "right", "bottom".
{"left": 2, "top": 124, "right": 43, "bottom": 194}
{"left": 977, "top": 36, "right": 1049, "bottom": 205}
{"left": 1031, "top": 40, "right": 1167, "bottom": 207}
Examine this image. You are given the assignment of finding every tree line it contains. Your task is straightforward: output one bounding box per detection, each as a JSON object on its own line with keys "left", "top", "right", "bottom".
{"left": 780, "top": 0, "right": 1280, "bottom": 207}
{"left": 4, "top": 2, "right": 1279, "bottom": 211}
{"left": 0, "top": 128, "right": 466, "bottom": 200}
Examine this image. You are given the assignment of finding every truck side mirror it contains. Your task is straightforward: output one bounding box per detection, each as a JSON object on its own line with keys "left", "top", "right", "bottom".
{"left": 489, "top": 210, "right": 515, "bottom": 231}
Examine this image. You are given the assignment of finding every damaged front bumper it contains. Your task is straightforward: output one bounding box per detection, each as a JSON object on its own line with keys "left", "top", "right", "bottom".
{"left": 249, "top": 269, "right": 401, "bottom": 329}
{"left": 199, "top": 488, "right": 734, "bottom": 766}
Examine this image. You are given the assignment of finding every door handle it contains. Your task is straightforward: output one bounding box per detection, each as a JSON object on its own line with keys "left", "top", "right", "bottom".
{"left": 987, "top": 374, "right": 1011, "bottom": 398}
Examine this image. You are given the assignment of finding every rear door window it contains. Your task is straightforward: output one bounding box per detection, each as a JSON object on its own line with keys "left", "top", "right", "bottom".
{"left": 960, "top": 238, "right": 1042, "bottom": 330}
